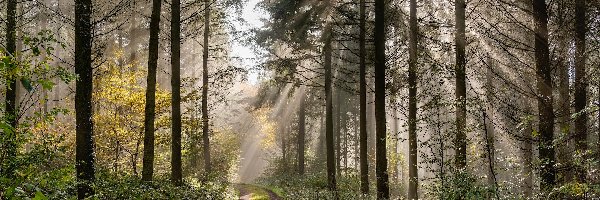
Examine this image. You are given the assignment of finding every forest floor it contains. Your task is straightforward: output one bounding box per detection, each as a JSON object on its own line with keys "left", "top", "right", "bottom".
{"left": 235, "top": 184, "right": 282, "bottom": 200}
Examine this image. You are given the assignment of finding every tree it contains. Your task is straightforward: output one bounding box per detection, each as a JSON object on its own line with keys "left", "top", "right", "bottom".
{"left": 202, "top": 0, "right": 212, "bottom": 175}
{"left": 374, "top": 0, "right": 389, "bottom": 198}
{"left": 532, "top": 0, "right": 555, "bottom": 191}
{"left": 297, "top": 91, "right": 306, "bottom": 175}
{"left": 324, "top": 22, "right": 337, "bottom": 192}
{"left": 142, "top": 0, "right": 162, "bottom": 182}
{"left": 74, "top": 0, "right": 95, "bottom": 197}
{"left": 454, "top": 0, "right": 467, "bottom": 170}
{"left": 171, "top": 0, "right": 183, "bottom": 185}
{"left": 408, "top": 0, "right": 418, "bottom": 198}
{"left": 573, "top": 0, "right": 587, "bottom": 182}
{"left": 358, "top": 0, "right": 369, "bottom": 194}
{"left": 3, "top": 0, "right": 17, "bottom": 178}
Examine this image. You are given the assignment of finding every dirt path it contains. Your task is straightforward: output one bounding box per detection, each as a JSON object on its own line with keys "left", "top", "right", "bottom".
{"left": 235, "top": 184, "right": 281, "bottom": 200}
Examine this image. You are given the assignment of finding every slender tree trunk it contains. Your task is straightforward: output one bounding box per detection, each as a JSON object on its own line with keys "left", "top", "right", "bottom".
{"left": 141, "top": 0, "right": 162, "bottom": 182}
{"left": 359, "top": 0, "right": 369, "bottom": 194}
{"left": 298, "top": 91, "right": 306, "bottom": 175}
{"left": 454, "top": 0, "right": 467, "bottom": 170}
{"left": 574, "top": 0, "right": 587, "bottom": 182}
{"left": 324, "top": 23, "right": 337, "bottom": 192}
{"left": 343, "top": 102, "right": 348, "bottom": 174}
{"left": 556, "top": 1, "right": 572, "bottom": 183}
{"left": 282, "top": 123, "right": 287, "bottom": 172}
{"left": 336, "top": 86, "right": 341, "bottom": 177}
{"left": 3, "top": 0, "right": 17, "bottom": 178}
{"left": 74, "top": 0, "right": 95, "bottom": 197}
{"left": 485, "top": 58, "right": 496, "bottom": 187}
{"left": 170, "top": 0, "right": 183, "bottom": 186}
{"left": 374, "top": 0, "right": 389, "bottom": 197}
{"left": 202, "top": 0, "right": 212, "bottom": 175}
{"left": 408, "top": 0, "right": 418, "bottom": 199}
{"left": 522, "top": 101, "right": 533, "bottom": 197}
{"left": 533, "top": 0, "right": 555, "bottom": 191}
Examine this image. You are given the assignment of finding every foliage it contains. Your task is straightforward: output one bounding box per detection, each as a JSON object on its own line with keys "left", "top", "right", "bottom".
{"left": 1, "top": 165, "right": 235, "bottom": 199}
{"left": 258, "top": 172, "right": 373, "bottom": 200}
{"left": 426, "top": 170, "right": 496, "bottom": 200}
{"left": 0, "top": 30, "right": 75, "bottom": 196}
{"left": 93, "top": 54, "right": 171, "bottom": 175}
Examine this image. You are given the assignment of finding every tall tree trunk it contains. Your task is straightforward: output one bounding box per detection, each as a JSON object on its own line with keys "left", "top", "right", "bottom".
{"left": 406, "top": 0, "right": 417, "bottom": 190}
{"left": 533, "top": 0, "right": 555, "bottom": 191}
{"left": 282, "top": 123, "right": 287, "bottom": 172}
{"left": 4, "top": 0, "right": 17, "bottom": 178}
{"left": 298, "top": 91, "right": 306, "bottom": 175}
{"left": 556, "top": 1, "right": 572, "bottom": 183}
{"left": 202, "top": 0, "right": 212, "bottom": 175}
{"left": 574, "top": 0, "right": 587, "bottom": 182}
{"left": 170, "top": 0, "right": 183, "bottom": 186}
{"left": 74, "top": 0, "right": 95, "bottom": 197}
{"left": 374, "top": 0, "right": 389, "bottom": 197}
{"left": 408, "top": 0, "right": 418, "bottom": 198}
{"left": 141, "top": 0, "right": 162, "bottom": 182}
{"left": 336, "top": 86, "right": 341, "bottom": 177}
{"left": 342, "top": 101, "right": 348, "bottom": 174}
{"left": 454, "top": 0, "right": 467, "bottom": 169}
{"left": 324, "top": 23, "right": 337, "bottom": 192}
{"left": 359, "top": 0, "right": 369, "bottom": 194}
{"left": 485, "top": 58, "right": 496, "bottom": 188}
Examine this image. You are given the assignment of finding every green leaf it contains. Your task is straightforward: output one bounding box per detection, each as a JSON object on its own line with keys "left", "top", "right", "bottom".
{"left": 0, "top": 121, "right": 13, "bottom": 134}
{"left": 33, "top": 191, "right": 48, "bottom": 200}
{"left": 39, "top": 79, "right": 55, "bottom": 90}
{"left": 21, "top": 78, "right": 34, "bottom": 92}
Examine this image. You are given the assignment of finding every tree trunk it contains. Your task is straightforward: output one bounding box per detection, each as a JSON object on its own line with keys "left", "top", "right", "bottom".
{"left": 359, "top": 0, "right": 369, "bottom": 194}
{"left": 298, "top": 91, "right": 306, "bottom": 175}
{"left": 454, "top": 0, "right": 467, "bottom": 170}
{"left": 3, "top": 0, "right": 17, "bottom": 178}
{"left": 408, "top": 0, "right": 418, "bottom": 199}
{"left": 282, "top": 123, "right": 287, "bottom": 172}
{"left": 336, "top": 85, "right": 341, "bottom": 177}
{"left": 556, "top": 1, "right": 572, "bottom": 183}
{"left": 74, "top": 0, "right": 95, "bottom": 197}
{"left": 170, "top": 0, "right": 183, "bottom": 186}
{"left": 374, "top": 0, "right": 389, "bottom": 197}
{"left": 141, "top": 0, "right": 161, "bottom": 182}
{"left": 533, "top": 0, "right": 555, "bottom": 191}
{"left": 485, "top": 58, "right": 496, "bottom": 188}
{"left": 202, "top": 0, "right": 212, "bottom": 175}
{"left": 324, "top": 23, "right": 337, "bottom": 192}
{"left": 574, "top": 0, "right": 587, "bottom": 182}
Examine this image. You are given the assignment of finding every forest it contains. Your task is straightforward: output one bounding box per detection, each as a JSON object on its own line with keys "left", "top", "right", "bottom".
{"left": 0, "top": 0, "right": 600, "bottom": 199}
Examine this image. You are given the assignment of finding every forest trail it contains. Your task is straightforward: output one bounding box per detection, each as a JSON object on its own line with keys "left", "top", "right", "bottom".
{"left": 235, "top": 184, "right": 282, "bottom": 200}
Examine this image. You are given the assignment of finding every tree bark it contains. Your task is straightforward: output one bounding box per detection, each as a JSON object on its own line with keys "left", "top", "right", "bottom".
{"left": 170, "top": 0, "right": 183, "bottom": 186}
{"left": 374, "top": 0, "right": 389, "bottom": 197}
{"left": 522, "top": 101, "right": 533, "bottom": 197}
{"left": 3, "top": 0, "right": 17, "bottom": 178}
{"left": 358, "top": 0, "right": 369, "bottom": 194}
{"left": 324, "top": 23, "right": 337, "bottom": 192}
{"left": 74, "top": 0, "right": 95, "bottom": 198}
{"left": 454, "top": 0, "right": 467, "bottom": 170}
{"left": 298, "top": 91, "right": 306, "bottom": 175}
{"left": 141, "top": 0, "right": 162, "bottom": 182}
{"left": 336, "top": 85, "right": 341, "bottom": 177}
{"left": 533, "top": 0, "right": 555, "bottom": 191}
{"left": 408, "top": 0, "right": 418, "bottom": 198}
{"left": 485, "top": 58, "right": 496, "bottom": 187}
{"left": 574, "top": 0, "right": 587, "bottom": 182}
{"left": 556, "top": 0, "right": 572, "bottom": 183}
{"left": 202, "top": 0, "right": 212, "bottom": 175}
